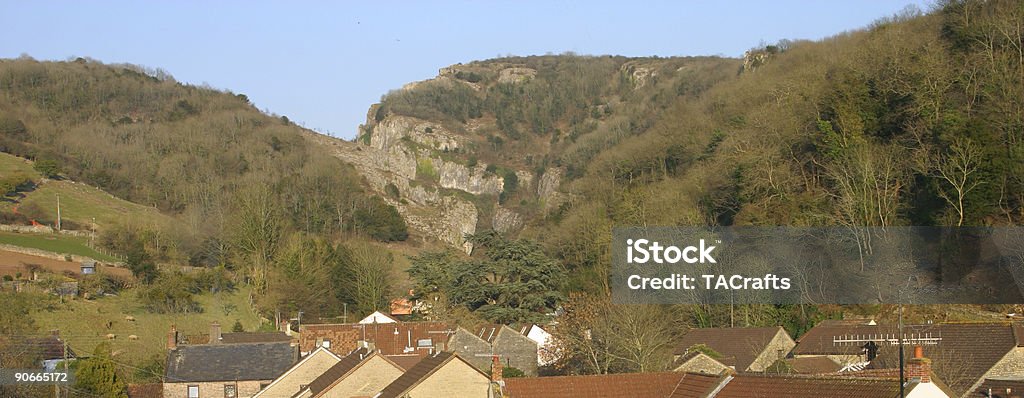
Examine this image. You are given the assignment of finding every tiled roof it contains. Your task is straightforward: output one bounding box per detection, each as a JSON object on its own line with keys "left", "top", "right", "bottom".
{"left": 714, "top": 374, "right": 900, "bottom": 398}
{"left": 29, "top": 335, "right": 75, "bottom": 360}
{"left": 976, "top": 378, "right": 1024, "bottom": 398}
{"left": 384, "top": 354, "right": 425, "bottom": 371}
{"left": 795, "top": 322, "right": 1020, "bottom": 395}
{"left": 783, "top": 356, "right": 842, "bottom": 374}
{"left": 503, "top": 372, "right": 725, "bottom": 398}
{"left": 165, "top": 342, "right": 296, "bottom": 382}
{"left": 376, "top": 352, "right": 486, "bottom": 398}
{"left": 306, "top": 348, "right": 370, "bottom": 396}
{"left": 673, "top": 327, "right": 785, "bottom": 371}
{"left": 300, "top": 321, "right": 454, "bottom": 356}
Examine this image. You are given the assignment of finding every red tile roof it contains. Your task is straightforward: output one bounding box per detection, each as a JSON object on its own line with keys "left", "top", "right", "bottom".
{"left": 714, "top": 374, "right": 900, "bottom": 398}
{"left": 300, "top": 321, "right": 454, "bottom": 356}
{"left": 783, "top": 356, "right": 842, "bottom": 374}
{"left": 503, "top": 372, "right": 725, "bottom": 398}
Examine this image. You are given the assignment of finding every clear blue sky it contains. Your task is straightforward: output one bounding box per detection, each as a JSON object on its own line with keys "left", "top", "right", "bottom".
{"left": 1, "top": 1, "right": 930, "bottom": 139}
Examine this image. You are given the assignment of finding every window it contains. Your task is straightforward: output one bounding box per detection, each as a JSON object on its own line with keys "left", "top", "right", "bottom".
{"left": 224, "top": 384, "right": 236, "bottom": 398}
{"left": 416, "top": 338, "right": 433, "bottom": 347}
{"left": 322, "top": 339, "right": 331, "bottom": 348}
{"left": 187, "top": 385, "right": 199, "bottom": 398}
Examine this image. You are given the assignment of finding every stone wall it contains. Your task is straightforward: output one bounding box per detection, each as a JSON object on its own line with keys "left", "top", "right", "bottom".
{"left": 492, "top": 327, "right": 539, "bottom": 376}
{"left": 163, "top": 380, "right": 265, "bottom": 398}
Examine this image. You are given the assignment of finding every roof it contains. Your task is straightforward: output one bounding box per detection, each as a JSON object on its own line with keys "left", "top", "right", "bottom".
{"left": 714, "top": 374, "right": 900, "bottom": 398}
{"left": 165, "top": 342, "right": 296, "bottom": 382}
{"left": 219, "top": 332, "right": 292, "bottom": 344}
{"left": 359, "top": 311, "right": 399, "bottom": 324}
{"left": 126, "top": 383, "right": 162, "bottom": 398}
{"left": 477, "top": 324, "right": 504, "bottom": 343}
{"left": 301, "top": 321, "right": 454, "bottom": 356}
{"left": 377, "top": 352, "right": 486, "bottom": 398}
{"left": 976, "top": 378, "right": 1024, "bottom": 398}
{"left": 503, "top": 372, "right": 725, "bottom": 398}
{"left": 795, "top": 322, "right": 1021, "bottom": 395}
{"left": 29, "top": 335, "right": 75, "bottom": 360}
{"left": 384, "top": 354, "right": 425, "bottom": 371}
{"left": 783, "top": 356, "right": 842, "bottom": 374}
{"left": 306, "top": 348, "right": 370, "bottom": 396}
{"left": 674, "top": 327, "right": 787, "bottom": 371}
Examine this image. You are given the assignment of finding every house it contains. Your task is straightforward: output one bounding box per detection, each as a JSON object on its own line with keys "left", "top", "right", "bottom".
{"left": 163, "top": 326, "right": 298, "bottom": 398}
{"left": 976, "top": 378, "right": 1024, "bottom": 398}
{"left": 376, "top": 351, "right": 491, "bottom": 398}
{"left": 294, "top": 348, "right": 406, "bottom": 398}
{"left": 298, "top": 321, "right": 453, "bottom": 357}
{"left": 672, "top": 326, "right": 795, "bottom": 373}
{"left": 449, "top": 324, "right": 539, "bottom": 376}
{"left": 502, "top": 371, "right": 727, "bottom": 398}
{"left": 792, "top": 321, "right": 1024, "bottom": 397}
{"left": 390, "top": 298, "right": 413, "bottom": 316}
{"left": 359, "top": 310, "right": 398, "bottom": 324}
{"left": 521, "top": 324, "right": 557, "bottom": 366}
{"left": 30, "top": 332, "right": 75, "bottom": 372}
{"left": 251, "top": 347, "right": 340, "bottom": 398}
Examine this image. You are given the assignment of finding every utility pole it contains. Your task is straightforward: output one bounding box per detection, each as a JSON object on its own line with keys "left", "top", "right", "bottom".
{"left": 898, "top": 303, "right": 905, "bottom": 398}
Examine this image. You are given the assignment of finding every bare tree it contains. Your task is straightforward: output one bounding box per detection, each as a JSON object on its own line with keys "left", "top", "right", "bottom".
{"left": 933, "top": 137, "right": 983, "bottom": 227}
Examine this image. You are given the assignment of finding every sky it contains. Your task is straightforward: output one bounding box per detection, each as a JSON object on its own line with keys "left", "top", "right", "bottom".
{"left": 1, "top": 1, "right": 930, "bottom": 139}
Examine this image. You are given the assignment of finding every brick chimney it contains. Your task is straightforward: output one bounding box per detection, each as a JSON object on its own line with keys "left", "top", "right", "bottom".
{"left": 209, "top": 321, "right": 222, "bottom": 344}
{"left": 491, "top": 355, "right": 503, "bottom": 383}
{"left": 167, "top": 325, "right": 177, "bottom": 350}
{"left": 906, "top": 346, "right": 931, "bottom": 383}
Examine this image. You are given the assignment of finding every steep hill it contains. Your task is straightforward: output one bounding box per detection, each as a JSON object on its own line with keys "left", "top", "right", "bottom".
{"left": 317, "top": 1, "right": 1023, "bottom": 292}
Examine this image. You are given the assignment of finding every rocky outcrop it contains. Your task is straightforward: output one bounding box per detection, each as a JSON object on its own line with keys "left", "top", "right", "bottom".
{"left": 437, "top": 160, "right": 503, "bottom": 196}
{"left": 538, "top": 168, "right": 566, "bottom": 213}
{"left": 498, "top": 67, "right": 536, "bottom": 84}
{"left": 367, "top": 116, "right": 461, "bottom": 152}
{"left": 492, "top": 206, "right": 523, "bottom": 234}
{"left": 621, "top": 62, "right": 659, "bottom": 88}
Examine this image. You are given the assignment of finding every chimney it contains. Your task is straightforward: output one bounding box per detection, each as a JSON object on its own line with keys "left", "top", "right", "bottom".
{"left": 491, "top": 355, "right": 503, "bottom": 383}
{"left": 209, "top": 321, "right": 222, "bottom": 344}
{"left": 167, "top": 325, "right": 177, "bottom": 350}
{"left": 906, "top": 346, "right": 931, "bottom": 383}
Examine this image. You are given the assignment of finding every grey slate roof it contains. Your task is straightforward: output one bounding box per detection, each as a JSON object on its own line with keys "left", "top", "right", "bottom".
{"left": 165, "top": 342, "right": 296, "bottom": 382}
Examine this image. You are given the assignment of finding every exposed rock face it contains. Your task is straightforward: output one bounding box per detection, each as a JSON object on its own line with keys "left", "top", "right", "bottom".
{"left": 498, "top": 67, "right": 537, "bottom": 84}
{"left": 437, "top": 160, "right": 503, "bottom": 196}
{"left": 367, "top": 116, "right": 461, "bottom": 152}
{"left": 537, "top": 168, "right": 566, "bottom": 213}
{"left": 492, "top": 206, "right": 523, "bottom": 234}
{"left": 621, "top": 62, "right": 659, "bottom": 88}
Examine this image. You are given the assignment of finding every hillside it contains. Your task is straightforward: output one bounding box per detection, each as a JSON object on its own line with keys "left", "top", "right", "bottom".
{"left": 318, "top": 1, "right": 1023, "bottom": 293}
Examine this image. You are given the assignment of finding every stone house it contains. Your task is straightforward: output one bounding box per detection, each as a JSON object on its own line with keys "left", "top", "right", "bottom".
{"left": 297, "top": 348, "right": 407, "bottom": 398}
{"left": 672, "top": 326, "right": 795, "bottom": 373}
{"left": 376, "top": 351, "right": 491, "bottom": 398}
{"left": 251, "top": 347, "right": 340, "bottom": 398}
{"left": 163, "top": 325, "right": 297, "bottom": 398}
{"left": 450, "top": 324, "right": 539, "bottom": 376}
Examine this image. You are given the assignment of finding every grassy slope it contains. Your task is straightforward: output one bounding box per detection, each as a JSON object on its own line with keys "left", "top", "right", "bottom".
{"left": 0, "top": 231, "right": 119, "bottom": 262}
{"left": 31, "top": 286, "right": 262, "bottom": 381}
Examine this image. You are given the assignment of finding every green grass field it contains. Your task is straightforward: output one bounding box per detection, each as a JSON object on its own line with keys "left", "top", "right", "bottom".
{"left": 0, "top": 231, "right": 119, "bottom": 262}
{"left": 0, "top": 152, "right": 36, "bottom": 177}
{"left": 31, "top": 286, "right": 263, "bottom": 382}
{"left": 0, "top": 152, "right": 173, "bottom": 232}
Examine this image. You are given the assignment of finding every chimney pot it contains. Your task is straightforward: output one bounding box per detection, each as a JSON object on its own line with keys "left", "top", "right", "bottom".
{"left": 914, "top": 346, "right": 923, "bottom": 359}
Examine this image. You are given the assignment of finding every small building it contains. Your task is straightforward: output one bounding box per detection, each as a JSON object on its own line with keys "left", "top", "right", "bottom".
{"left": 450, "top": 324, "right": 539, "bottom": 376}
{"left": 376, "top": 351, "right": 491, "bottom": 398}
{"left": 359, "top": 311, "right": 398, "bottom": 324}
{"left": 80, "top": 261, "right": 96, "bottom": 275}
{"left": 522, "top": 324, "right": 557, "bottom": 366}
